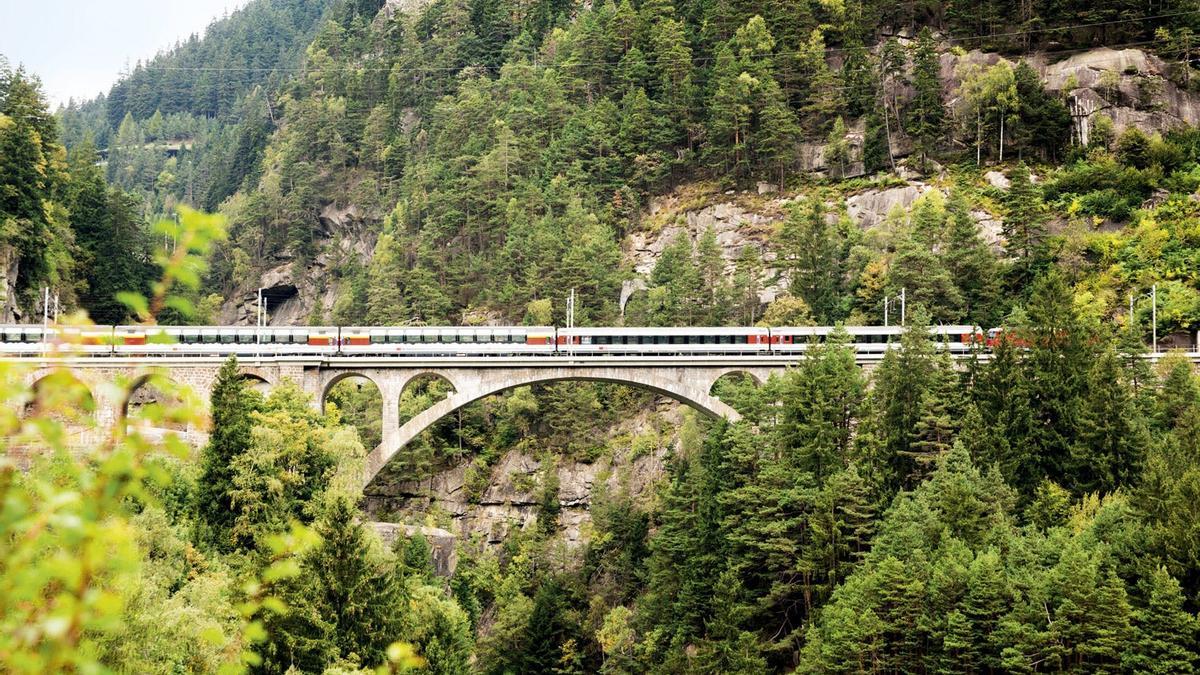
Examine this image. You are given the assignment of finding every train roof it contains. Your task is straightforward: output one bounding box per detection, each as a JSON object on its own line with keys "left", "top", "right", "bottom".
{"left": 559, "top": 326, "right": 768, "bottom": 335}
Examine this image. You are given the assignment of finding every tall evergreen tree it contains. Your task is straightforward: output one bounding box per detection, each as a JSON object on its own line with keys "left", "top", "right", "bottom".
{"left": 1123, "top": 567, "right": 1200, "bottom": 673}
{"left": 908, "top": 28, "right": 945, "bottom": 168}
{"left": 780, "top": 198, "right": 844, "bottom": 323}
{"left": 195, "top": 356, "right": 257, "bottom": 551}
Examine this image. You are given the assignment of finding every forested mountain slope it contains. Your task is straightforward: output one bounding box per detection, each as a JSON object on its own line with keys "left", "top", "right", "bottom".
{"left": 11, "top": 1, "right": 1200, "bottom": 671}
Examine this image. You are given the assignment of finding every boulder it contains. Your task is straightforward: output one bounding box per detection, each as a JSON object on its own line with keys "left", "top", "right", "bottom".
{"left": 984, "top": 170, "right": 1010, "bottom": 190}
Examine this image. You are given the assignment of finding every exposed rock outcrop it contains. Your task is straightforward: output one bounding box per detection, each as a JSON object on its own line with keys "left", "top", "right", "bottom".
{"left": 370, "top": 522, "right": 458, "bottom": 576}
{"left": 221, "top": 202, "right": 379, "bottom": 325}
{"left": 0, "top": 245, "right": 21, "bottom": 323}
{"left": 364, "top": 404, "right": 680, "bottom": 551}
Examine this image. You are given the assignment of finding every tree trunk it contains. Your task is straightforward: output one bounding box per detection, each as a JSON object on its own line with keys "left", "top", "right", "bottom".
{"left": 999, "top": 112, "right": 1005, "bottom": 163}
{"left": 976, "top": 109, "right": 982, "bottom": 166}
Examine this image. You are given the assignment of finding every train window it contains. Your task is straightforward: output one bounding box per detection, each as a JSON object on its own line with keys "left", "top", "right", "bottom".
{"left": 371, "top": 335, "right": 386, "bottom": 344}
{"left": 220, "top": 333, "right": 235, "bottom": 344}
{"left": 460, "top": 334, "right": 475, "bottom": 343}
{"left": 388, "top": 334, "right": 403, "bottom": 344}
{"left": 238, "top": 333, "right": 254, "bottom": 344}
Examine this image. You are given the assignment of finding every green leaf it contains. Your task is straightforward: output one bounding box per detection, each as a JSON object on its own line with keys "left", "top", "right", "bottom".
{"left": 116, "top": 292, "right": 149, "bottom": 319}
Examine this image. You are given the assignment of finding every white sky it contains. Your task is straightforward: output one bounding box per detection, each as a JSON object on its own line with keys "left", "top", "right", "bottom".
{"left": 0, "top": 0, "right": 251, "bottom": 108}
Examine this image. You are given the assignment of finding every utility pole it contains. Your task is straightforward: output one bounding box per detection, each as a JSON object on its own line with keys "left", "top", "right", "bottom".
{"left": 883, "top": 288, "right": 907, "bottom": 327}
{"left": 41, "top": 287, "right": 49, "bottom": 357}
{"left": 566, "top": 288, "right": 575, "bottom": 329}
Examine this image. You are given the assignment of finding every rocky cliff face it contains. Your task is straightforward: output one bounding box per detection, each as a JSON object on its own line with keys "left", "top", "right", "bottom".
{"left": 364, "top": 401, "right": 685, "bottom": 551}
{"left": 221, "top": 202, "right": 379, "bottom": 325}
{"left": 0, "top": 245, "right": 21, "bottom": 323}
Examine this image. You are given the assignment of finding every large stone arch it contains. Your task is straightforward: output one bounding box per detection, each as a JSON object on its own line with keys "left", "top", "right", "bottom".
{"left": 364, "top": 366, "right": 743, "bottom": 484}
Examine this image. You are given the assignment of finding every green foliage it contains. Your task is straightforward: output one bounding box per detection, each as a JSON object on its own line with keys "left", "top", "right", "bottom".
{"left": 196, "top": 356, "right": 261, "bottom": 552}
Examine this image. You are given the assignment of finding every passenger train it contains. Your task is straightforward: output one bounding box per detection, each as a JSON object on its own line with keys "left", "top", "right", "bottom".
{"left": 0, "top": 324, "right": 984, "bottom": 357}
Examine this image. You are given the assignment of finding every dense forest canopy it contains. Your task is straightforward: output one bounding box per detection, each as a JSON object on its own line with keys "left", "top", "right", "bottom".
{"left": 7, "top": 0, "right": 1200, "bottom": 672}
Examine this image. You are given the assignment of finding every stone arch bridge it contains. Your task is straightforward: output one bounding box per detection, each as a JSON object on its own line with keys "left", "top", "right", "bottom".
{"left": 15, "top": 356, "right": 789, "bottom": 485}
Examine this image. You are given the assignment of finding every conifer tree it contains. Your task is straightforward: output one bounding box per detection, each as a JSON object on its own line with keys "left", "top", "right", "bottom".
{"left": 366, "top": 232, "right": 410, "bottom": 324}
{"left": 1123, "top": 567, "right": 1200, "bottom": 673}
{"left": 1071, "top": 349, "right": 1150, "bottom": 494}
{"left": 699, "top": 569, "right": 769, "bottom": 674}
{"left": 264, "top": 496, "right": 407, "bottom": 671}
{"left": 1022, "top": 271, "right": 1096, "bottom": 491}
{"left": 868, "top": 308, "right": 942, "bottom": 491}
{"left": 908, "top": 28, "right": 945, "bottom": 168}
{"left": 780, "top": 197, "right": 844, "bottom": 323}
{"left": 778, "top": 327, "right": 865, "bottom": 479}
{"left": 195, "top": 356, "right": 257, "bottom": 551}
{"left": 909, "top": 350, "right": 962, "bottom": 475}
{"left": 1003, "top": 162, "right": 1046, "bottom": 263}
{"left": 943, "top": 189, "right": 1000, "bottom": 326}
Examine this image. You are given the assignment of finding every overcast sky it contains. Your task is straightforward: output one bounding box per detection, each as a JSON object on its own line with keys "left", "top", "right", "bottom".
{"left": 0, "top": 0, "right": 251, "bottom": 108}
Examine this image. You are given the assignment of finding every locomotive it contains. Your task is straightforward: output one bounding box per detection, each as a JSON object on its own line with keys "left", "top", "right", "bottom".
{"left": 0, "top": 324, "right": 982, "bottom": 357}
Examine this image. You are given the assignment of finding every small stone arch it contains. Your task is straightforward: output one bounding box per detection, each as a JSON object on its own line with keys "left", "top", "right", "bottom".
{"left": 709, "top": 368, "right": 765, "bottom": 391}
{"left": 325, "top": 374, "right": 384, "bottom": 451}
{"left": 24, "top": 370, "right": 96, "bottom": 422}
{"left": 320, "top": 371, "right": 384, "bottom": 414}
{"left": 123, "top": 373, "right": 187, "bottom": 431}
{"left": 239, "top": 372, "right": 273, "bottom": 395}
{"left": 397, "top": 372, "right": 458, "bottom": 425}
{"left": 708, "top": 369, "right": 766, "bottom": 415}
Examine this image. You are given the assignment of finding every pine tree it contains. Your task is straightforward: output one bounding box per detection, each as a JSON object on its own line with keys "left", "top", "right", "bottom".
{"left": 778, "top": 328, "right": 866, "bottom": 480}
{"left": 943, "top": 188, "right": 1000, "bottom": 326}
{"left": 825, "top": 116, "right": 850, "bottom": 179}
{"left": 264, "top": 496, "right": 407, "bottom": 672}
{"left": 694, "top": 225, "right": 729, "bottom": 324}
{"left": 908, "top": 28, "right": 945, "bottom": 168}
{"left": 780, "top": 197, "right": 844, "bottom": 323}
{"left": 195, "top": 356, "right": 257, "bottom": 551}
{"left": 699, "top": 569, "right": 768, "bottom": 674}
{"left": 1123, "top": 567, "right": 1200, "bottom": 673}
{"left": 868, "top": 308, "right": 943, "bottom": 491}
{"left": 888, "top": 230, "right": 963, "bottom": 324}
{"left": 1071, "top": 349, "right": 1150, "bottom": 494}
{"left": 706, "top": 44, "right": 754, "bottom": 178}
{"left": 908, "top": 351, "right": 962, "bottom": 476}
{"left": 754, "top": 80, "right": 800, "bottom": 188}
{"left": 1003, "top": 162, "right": 1046, "bottom": 263}
{"left": 1022, "top": 271, "right": 1096, "bottom": 491}
{"left": 366, "top": 232, "right": 411, "bottom": 324}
